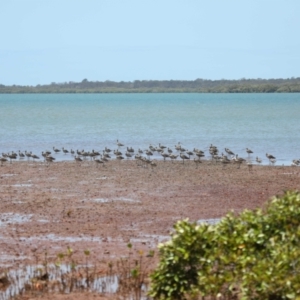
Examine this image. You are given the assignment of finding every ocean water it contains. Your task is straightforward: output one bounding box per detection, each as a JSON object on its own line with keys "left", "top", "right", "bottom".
{"left": 0, "top": 93, "right": 299, "bottom": 165}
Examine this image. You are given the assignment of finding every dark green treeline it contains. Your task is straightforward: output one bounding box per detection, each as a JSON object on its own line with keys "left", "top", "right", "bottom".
{"left": 1, "top": 77, "right": 300, "bottom": 93}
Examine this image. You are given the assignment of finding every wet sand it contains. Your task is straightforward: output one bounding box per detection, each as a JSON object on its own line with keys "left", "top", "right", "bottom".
{"left": 0, "top": 159, "right": 299, "bottom": 271}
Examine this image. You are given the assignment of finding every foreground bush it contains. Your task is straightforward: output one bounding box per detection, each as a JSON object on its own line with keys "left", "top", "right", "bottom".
{"left": 149, "top": 191, "right": 300, "bottom": 300}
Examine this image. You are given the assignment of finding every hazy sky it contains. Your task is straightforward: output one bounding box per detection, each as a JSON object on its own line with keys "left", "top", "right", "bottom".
{"left": 1, "top": 1, "right": 300, "bottom": 85}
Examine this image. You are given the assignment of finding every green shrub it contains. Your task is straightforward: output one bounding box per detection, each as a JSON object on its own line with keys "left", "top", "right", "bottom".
{"left": 149, "top": 191, "right": 300, "bottom": 300}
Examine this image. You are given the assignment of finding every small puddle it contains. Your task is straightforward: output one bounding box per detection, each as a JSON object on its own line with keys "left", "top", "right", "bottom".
{"left": 0, "top": 264, "right": 119, "bottom": 300}
{"left": 131, "top": 234, "right": 169, "bottom": 245}
{"left": 197, "top": 218, "right": 221, "bottom": 225}
{"left": 0, "top": 213, "right": 33, "bottom": 226}
{"left": 19, "top": 234, "right": 104, "bottom": 243}
{"left": 93, "top": 197, "right": 140, "bottom": 203}
{"left": 11, "top": 184, "right": 33, "bottom": 187}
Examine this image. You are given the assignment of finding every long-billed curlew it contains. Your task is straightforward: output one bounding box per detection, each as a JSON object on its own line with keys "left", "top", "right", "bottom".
{"left": 127, "top": 147, "right": 134, "bottom": 153}
{"left": 62, "top": 147, "right": 69, "bottom": 154}
{"left": 7, "top": 153, "right": 17, "bottom": 164}
{"left": 234, "top": 154, "right": 246, "bottom": 169}
{"left": 45, "top": 156, "right": 55, "bottom": 165}
{"left": 95, "top": 158, "right": 104, "bottom": 167}
{"left": 18, "top": 151, "right": 25, "bottom": 159}
{"left": 105, "top": 147, "right": 111, "bottom": 153}
{"left": 246, "top": 148, "right": 253, "bottom": 156}
{"left": 225, "top": 148, "right": 234, "bottom": 156}
{"left": 116, "top": 139, "right": 124, "bottom": 147}
{"left": 53, "top": 147, "right": 60, "bottom": 153}
{"left": 161, "top": 152, "right": 169, "bottom": 161}
{"left": 114, "top": 149, "right": 122, "bottom": 156}
{"left": 169, "top": 154, "right": 178, "bottom": 162}
{"left": 74, "top": 156, "right": 83, "bottom": 164}
{"left": 145, "top": 150, "right": 153, "bottom": 159}
{"left": 25, "top": 151, "right": 32, "bottom": 161}
{"left": 31, "top": 154, "right": 40, "bottom": 162}
{"left": 266, "top": 153, "right": 276, "bottom": 165}
{"left": 180, "top": 152, "right": 189, "bottom": 164}
{"left": 125, "top": 152, "right": 132, "bottom": 159}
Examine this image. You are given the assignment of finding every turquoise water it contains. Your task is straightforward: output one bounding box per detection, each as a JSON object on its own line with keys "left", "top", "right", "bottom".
{"left": 0, "top": 93, "right": 299, "bottom": 165}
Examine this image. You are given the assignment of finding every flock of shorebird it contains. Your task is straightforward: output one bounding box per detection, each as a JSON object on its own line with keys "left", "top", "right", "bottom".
{"left": 1, "top": 140, "right": 300, "bottom": 169}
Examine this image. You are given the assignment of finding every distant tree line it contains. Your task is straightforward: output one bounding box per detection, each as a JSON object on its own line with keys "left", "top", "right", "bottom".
{"left": 1, "top": 77, "right": 300, "bottom": 93}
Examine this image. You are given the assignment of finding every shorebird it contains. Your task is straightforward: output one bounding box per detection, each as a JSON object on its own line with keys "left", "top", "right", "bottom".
{"left": 233, "top": 154, "right": 246, "bottom": 169}
{"left": 103, "top": 151, "right": 111, "bottom": 159}
{"left": 116, "top": 139, "right": 124, "bottom": 147}
{"left": 256, "top": 157, "right": 262, "bottom": 164}
{"left": 167, "top": 147, "right": 172, "bottom": 154}
{"left": 114, "top": 149, "right": 122, "bottom": 156}
{"left": 159, "top": 143, "right": 166, "bottom": 149}
{"left": 145, "top": 150, "right": 153, "bottom": 159}
{"left": 155, "top": 147, "right": 163, "bottom": 153}
{"left": 186, "top": 150, "right": 194, "bottom": 159}
{"left": 45, "top": 156, "right": 55, "bottom": 165}
{"left": 7, "top": 153, "right": 17, "bottom": 163}
{"left": 127, "top": 147, "right": 134, "bottom": 153}
{"left": 25, "top": 151, "right": 32, "bottom": 160}
{"left": 74, "top": 156, "right": 83, "bottom": 164}
{"left": 149, "top": 144, "right": 156, "bottom": 152}
{"left": 88, "top": 152, "right": 96, "bottom": 160}
{"left": 161, "top": 152, "right": 169, "bottom": 161}
{"left": 31, "top": 154, "right": 40, "bottom": 162}
{"left": 266, "top": 153, "right": 276, "bottom": 165}
{"left": 292, "top": 159, "right": 300, "bottom": 166}
{"left": 180, "top": 152, "right": 189, "bottom": 164}
{"left": 53, "top": 147, "right": 60, "bottom": 153}
{"left": 209, "top": 146, "right": 218, "bottom": 158}
{"left": 169, "top": 154, "right": 178, "bottom": 162}
{"left": 225, "top": 148, "right": 234, "bottom": 156}
{"left": 175, "top": 143, "right": 181, "bottom": 151}
{"left": 246, "top": 148, "right": 253, "bottom": 156}
{"left": 195, "top": 152, "right": 205, "bottom": 159}
{"left": 18, "top": 151, "right": 25, "bottom": 159}
{"left": 62, "top": 147, "right": 69, "bottom": 154}
{"left": 92, "top": 149, "right": 100, "bottom": 156}
{"left": 266, "top": 153, "right": 275, "bottom": 160}
{"left": 125, "top": 152, "right": 132, "bottom": 159}
{"left": 105, "top": 147, "right": 112, "bottom": 153}
{"left": 95, "top": 158, "right": 104, "bottom": 167}
{"left": 101, "top": 154, "right": 109, "bottom": 163}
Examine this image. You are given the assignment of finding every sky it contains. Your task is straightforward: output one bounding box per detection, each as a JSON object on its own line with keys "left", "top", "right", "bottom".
{"left": 1, "top": 0, "right": 300, "bottom": 85}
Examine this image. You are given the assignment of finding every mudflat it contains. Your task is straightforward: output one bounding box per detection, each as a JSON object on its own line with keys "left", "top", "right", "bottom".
{"left": 1, "top": 159, "right": 299, "bottom": 269}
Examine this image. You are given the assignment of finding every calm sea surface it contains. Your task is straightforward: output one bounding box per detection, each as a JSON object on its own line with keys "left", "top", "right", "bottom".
{"left": 0, "top": 93, "right": 299, "bottom": 165}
